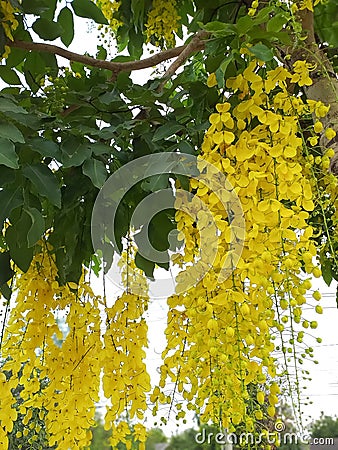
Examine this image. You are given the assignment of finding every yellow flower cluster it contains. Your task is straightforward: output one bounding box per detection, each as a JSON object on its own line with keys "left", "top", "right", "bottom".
{"left": 297, "top": 0, "right": 325, "bottom": 12}
{"left": 0, "top": 240, "right": 153, "bottom": 449}
{"left": 104, "top": 244, "right": 150, "bottom": 449}
{"left": 0, "top": 0, "right": 19, "bottom": 58}
{"left": 94, "top": 0, "right": 122, "bottom": 32}
{"left": 145, "top": 0, "right": 180, "bottom": 48}
{"left": 1, "top": 245, "right": 102, "bottom": 449}
{"left": 0, "top": 371, "right": 17, "bottom": 448}
{"left": 153, "top": 59, "right": 329, "bottom": 435}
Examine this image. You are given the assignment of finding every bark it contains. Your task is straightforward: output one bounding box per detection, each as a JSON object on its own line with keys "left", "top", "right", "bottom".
{"left": 8, "top": 33, "right": 206, "bottom": 80}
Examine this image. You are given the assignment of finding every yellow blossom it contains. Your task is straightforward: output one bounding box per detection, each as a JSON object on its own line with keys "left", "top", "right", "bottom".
{"left": 145, "top": 0, "right": 180, "bottom": 48}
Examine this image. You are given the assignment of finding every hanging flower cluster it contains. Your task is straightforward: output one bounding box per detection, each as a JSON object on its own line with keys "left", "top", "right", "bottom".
{"left": 145, "top": 0, "right": 180, "bottom": 48}
{"left": 0, "top": 0, "right": 19, "bottom": 58}
{"left": 0, "top": 240, "right": 152, "bottom": 449}
{"left": 151, "top": 59, "right": 334, "bottom": 439}
{"left": 296, "top": 0, "right": 326, "bottom": 12}
{"left": 94, "top": 0, "right": 122, "bottom": 38}
{"left": 0, "top": 244, "right": 102, "bottom": 449}
{"left": 103, "top": 246, "right": 150, "bottom": 450}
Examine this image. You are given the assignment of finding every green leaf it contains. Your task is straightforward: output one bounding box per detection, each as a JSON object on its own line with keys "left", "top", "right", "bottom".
{"left": 21, "top": 0, "right": 50, "bottom": 15}
{"left": 178, "top": 141, "right": 194, "bottom": 154}
{"left": 0, "top": 66, "right": 21, "bottom": 85}
{"left": 0, "top": 97, "right": 27, "bottom": 114}
{"left": 0, "top": 186, "right": 23, "bottom": 225}
{"left": 23, "top": 52, "right": 46, "bottom": 93}
{"left": 57, "top": 7, "right": 74, "bottom": 46}
{"left": 32, "top": 18, "right": 64, "bottom": 40}
{"left": 0, "top": 138, "right": 19, "bottom": 169}
{"left": 6, "top": 218, "right": 34, "bottom": 272}
{"left": 0, "top": 165, "right": 15, "bottom": 186}
{"left": 141, "top": 174, "right": 170, "bottom": 193}
{"left": 131, "top": 0, "right": 145, "bottom": 28}
{"left": 71, "top": 0, "right": 108, "bottom": 24}
{"left": 0, "top": 121, "right": 25, "bottom": 143}
{"left": 23, "top": 164, "right": 61, "bottom": 208}
{"left": 40, "top": 0, "right": 57, "bottom": 21}
{"left": 135, "top": 252, "right": 155, "bottom": 279}
{"left": 89, "top": 142, "right": 111, "bottom": 156}
{"left": 30, "top": 137, "right": 61, "bottom": 160}
{"left": 253, "top": 6, "right": 275, "bottom": 25}
{"left": 267, "top": 13, "right": 288, "bottom": 32}
{"left": 202, "top": 21, "right": 236, "bottom": 36}
{"left": 220, "top": 55, "right": 234, "bottom": 74}
{"left": 314, "top": 0, "right": 338, "bottom": 48}
{"left": 0, "top": 282, "right": 12, "bottom": 300}
{"left": 321, "top": 260, "right": 333, "bottom": 286}
{"left": 24, "top": 207, "right": 45, "bottom": 247}
{"left": 61, "top": 137, "right": 92, "bottom": 168}
{"left": 82, "top": 158, "right": 107, "bottom": 189}
{"left": 236, "top": 16, "right": 254, "bottom": 34}
{"left": 0, "top": 251, "right": 14, "bottom": 285}
{"left": 248, "top": 43, "right": 274, "bottom": 61}
{"left": 6, "top": 47, "right": 26, "bottom": 69}
{"left": 128, "top": 28, "right": 144, "bottom": 60}
{"left": 153, "top": 122, "right": 184, "bottom": 142}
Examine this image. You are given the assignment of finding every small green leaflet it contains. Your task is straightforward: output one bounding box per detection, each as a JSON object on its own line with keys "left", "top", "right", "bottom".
{"left": 32, "top": 18, "right": 64, "bottom": 41}
{"left": 153, "top": 122, "right": 184, "bottom": 142}
{"left": 0, "top": 187, "right": 23, "bottom": 225}
{"left": 0, "top": 138, "right": 19, "bottom": 168}
{"left": 82, "top": 158, "right": 107, "bottom": 188}
{"left": 23, "top": 164, "right": 61, "bottom": 208}
{"left": 57, "top": 7, "right": 74, "bottom": 46}
{"left": 61, "top": 137, "right": 92, "bottom": 167}
{"left": 248, "top": 43, "right": 274, "bottom": 62}
{"left": 0, "top": 97, "right": 27, "bottom": 114}
{"left": 0, "top": 121, "right": 25, "bottom": 143}
{"left": 24, "top": 207, "right": 45, "bottom": 247}
{"left": 71, "top": 0, "right": 108, "bottom": 24}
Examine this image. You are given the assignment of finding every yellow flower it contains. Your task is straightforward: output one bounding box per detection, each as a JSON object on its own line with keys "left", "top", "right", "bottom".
{"left": 291, "top": 60, "right": 313, "bottom": 86}
{"left": 207, "top": 73, "right": 217, "bottom": 88}
{"left": 308, "top": 136, "right": 318, "bottom": 146}
{"left": 94, "top": 0, "right": 122, "bottom": 31}
{"left": 325, "top": 128, "right": 336, "bottom": 140}
{"left": 299, "top": 0, "right": 314, "bottom": 11}
{"left": 313, "top": 121, "right": 323, "bottom": 133}
{"left": 0, "top": 0, "right": 19, "bottom": 42}
{"left": 145, "top": 0, "right": 180, "bottom": 48}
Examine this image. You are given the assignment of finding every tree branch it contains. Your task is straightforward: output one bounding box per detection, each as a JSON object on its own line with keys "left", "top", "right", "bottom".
{"left": 8, "top": 37, "right": 204, "bottom": 76}
{"left": 162, "top": 31, "right": 208, "bottom": 80}
{"left": 157, "top": 31, "right": 208, "bottom": 91}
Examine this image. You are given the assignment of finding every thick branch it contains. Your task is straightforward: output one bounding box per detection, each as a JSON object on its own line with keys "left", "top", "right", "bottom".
{"left": 157, "top": 31, "right": 208, "bottom": 91}
{"left": 162, "top": 31, "right": 208, "bottom": 80}
{"left": 8, "top": 37, "right": 203, "bottom": 76}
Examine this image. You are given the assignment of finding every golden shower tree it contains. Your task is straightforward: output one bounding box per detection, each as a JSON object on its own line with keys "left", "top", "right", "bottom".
{"left": 0, "top": 0, "right": 338, "bottom": 448}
